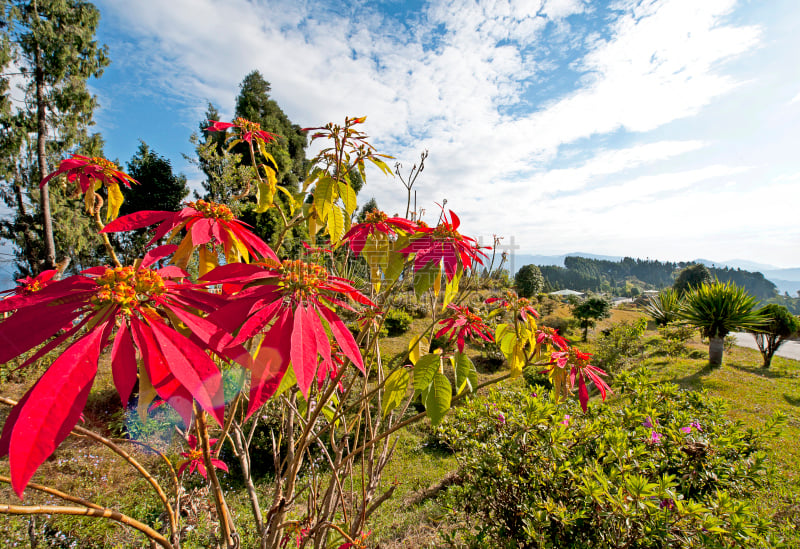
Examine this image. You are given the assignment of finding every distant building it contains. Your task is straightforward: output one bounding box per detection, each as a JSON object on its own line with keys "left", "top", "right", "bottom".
{"left": 549, "top": 289, "right": 586, "bottom": 298}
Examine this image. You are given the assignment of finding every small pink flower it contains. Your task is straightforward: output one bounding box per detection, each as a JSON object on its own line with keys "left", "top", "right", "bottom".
{"left": 648, "top": 431, "right": 664, "bottom": 445}
{"left": 681, "top": 422, "right": 703, "bottom": 434}
{"left": 497, "top": 412, "right": 506, "bottom": 425}
{"left": 642, "top": 416, "right": 659, "bottom": 429}
{"left": 561, "top": 415, "right": 571, "bottom": 426}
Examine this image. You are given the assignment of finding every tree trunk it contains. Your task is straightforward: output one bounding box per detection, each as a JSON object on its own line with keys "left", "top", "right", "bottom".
{"left": 35, "top": 45, "right": 56, "bottom": 270}
{"left": 708, "top": 336, "right": 724, "bottom": 366}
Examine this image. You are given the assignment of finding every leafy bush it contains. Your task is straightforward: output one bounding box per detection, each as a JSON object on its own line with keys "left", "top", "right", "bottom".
{"left": 655, "top": 324, "right": 696, "bottom": 357}
{"left": 540, "top": 314, "right": 577, "bottom": 337}
{"left": 384, "top": 309, "right": 414, "bottom": 336}
{"left": 515, "top": 264, "right": 544, "bottom": 298}
{"left": 594, "top": 318, "right": 646, "bottom": 372}
{"left": 436, "top": 371, "right": 777, "bottom": 548}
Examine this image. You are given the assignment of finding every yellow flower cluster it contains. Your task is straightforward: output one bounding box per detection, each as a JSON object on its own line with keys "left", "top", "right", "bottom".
{"left": 91, "top": 266, "right": 166, "bottom": 313}
{"left": 189, "top": 199, "right": 235, "bottom": 221}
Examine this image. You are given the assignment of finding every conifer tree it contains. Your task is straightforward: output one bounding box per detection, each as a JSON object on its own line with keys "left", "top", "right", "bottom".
{"left": 0, "top": 0, "right": 109, "bottom": 274}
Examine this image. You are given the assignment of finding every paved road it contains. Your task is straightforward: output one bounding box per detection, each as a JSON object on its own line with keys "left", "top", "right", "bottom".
{"left": 731, "top": 332, "right": 800, "bottom": 361}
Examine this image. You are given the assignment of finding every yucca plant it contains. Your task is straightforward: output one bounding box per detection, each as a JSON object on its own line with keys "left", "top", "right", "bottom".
{"left": 643, "top": 287, "right": 682, "bottom": 326}
{"left": 679, "top": 281, "right": 765, "bottom": 366}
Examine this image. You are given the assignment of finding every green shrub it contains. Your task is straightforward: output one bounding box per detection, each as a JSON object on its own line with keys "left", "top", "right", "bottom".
{"left": 594, "top": 319, "right": 646, "bottom": 372}
{"left": 656, "top": 324, "right": 695, "bottom": 357}
{"left": 435, "top": 371, "right": 777, "bottom": 548}
{"left": 384, "top": 309, "right": 413, "bottom": 336}
{"left": 540, "top": 314, "right": 577, "bottom": 337}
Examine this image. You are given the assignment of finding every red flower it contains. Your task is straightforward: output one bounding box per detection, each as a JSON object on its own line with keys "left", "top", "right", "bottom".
{"left": 40, "top": 154, "right": 137, "bottom": 193}
{"left": 341, "top": 209, "right": 417, "bottom": 256}
{"left": 435, "top": 304, "right": 494, "bottom": 352}
{"left": 102, "top": 200, "right": 278, "bottom": 268}
{"left": 39, "top": 155, "right": 138, "bottom": 220}
{"left": 0, "top": 265, "right": 240, "bottom": 497}
{"left": 536, "top": 326, "right": 568, "bottom": 351}
{"left": 547, "top": 347, "right": 610, "bottom": 412}
{"left": 202, "top": 259, "right": 375, "bottom": 415}
{"left": 399, "top": 210, "right": 486, "bottom": 281}
{"left": 2, "top": 270, "right": 58, "bottom": 299}
{"left": 206, "top": 117, "right": 277, "bottom": 146}
{"left": 177, "top": 435, "right": 228, "bottom": 478}
{"left": 486, "top": 289, "right": 540, "bottom": 322}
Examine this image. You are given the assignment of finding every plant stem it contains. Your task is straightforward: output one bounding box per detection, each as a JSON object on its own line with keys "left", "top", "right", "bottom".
{"left": 194, "top": 406, "right": 236, "bottom": 547}
{"left": 0, "top": 504, "right": 174, "bottom": 549}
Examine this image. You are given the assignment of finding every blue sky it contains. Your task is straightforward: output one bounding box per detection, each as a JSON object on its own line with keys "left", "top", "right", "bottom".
{"left": 84, "top": 0, "right": 800, "bottom": 268}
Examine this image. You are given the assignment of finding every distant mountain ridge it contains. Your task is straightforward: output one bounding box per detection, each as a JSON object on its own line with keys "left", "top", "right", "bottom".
{"left": 506, "top": 252, "right": 800, "bottom": 295}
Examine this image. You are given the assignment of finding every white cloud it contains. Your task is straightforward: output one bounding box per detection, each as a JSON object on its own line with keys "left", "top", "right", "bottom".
{"left": 91, "top": 0, "right": 800, "bottom": 265}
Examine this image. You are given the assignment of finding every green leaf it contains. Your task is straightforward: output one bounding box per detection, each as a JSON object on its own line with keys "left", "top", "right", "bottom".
{"left": 382, "top": 368, "right": 410, "bottom": 417}
{"left": 495, "top": 323, "right": 511, "bottom": 342}
{"left": 453, "top": 352, "right": 477, "bottom": 395}
{"left": 384, "top": 251, "right": 406, "bottom": 285}
{"left": 337, "top": 181, "right": 358, "bottom": 217}
{"left": 413, "top": 353, "right": 439, "bottom": 392}
{"left": 274, "top": 364, "right": 297, "bottom": 399}
{"left": 414, "top": 262, "right": 439, "bottom": 297}
{"left": 422, "top": 373, "right": 451, "bottom": 425}
{"left": 499, "top": 332, "right": 517, "bottom": 356}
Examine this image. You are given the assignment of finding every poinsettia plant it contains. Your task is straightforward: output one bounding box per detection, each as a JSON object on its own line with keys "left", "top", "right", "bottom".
{"left": 0, "top": 115, "right": 607, "bottom": 549}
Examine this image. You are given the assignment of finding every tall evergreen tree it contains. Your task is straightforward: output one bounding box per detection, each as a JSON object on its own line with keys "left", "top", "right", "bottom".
{"left": 114, "top": 141, "right": 188, "bottom": 263}
{"left": 234, "top": 70, "right": 307, "bottom": 190}
{"left": 0, "top": 0, "right": 109, "bottom": 274}
{"left": 192, "top": 71, "right": 310, "bottom": 257}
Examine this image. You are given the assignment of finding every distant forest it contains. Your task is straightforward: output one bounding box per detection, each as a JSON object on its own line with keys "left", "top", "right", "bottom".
{"left": 539, "top": 256, "right": 779, "bottom": 301}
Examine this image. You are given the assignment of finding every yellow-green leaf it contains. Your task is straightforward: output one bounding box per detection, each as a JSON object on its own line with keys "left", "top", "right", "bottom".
{"left": 409, "top": 336, "right": 429, "bottom": 365}
{"left": 337, "top": 181, "right": 357, "bottom": 217}
{"left": 137, "top": 367, "right": 158, "bottom": 422}
{"left": 106, "top": 184, "right": 125, "bottom": 221}
{"left": 382, "top": 368, "right": 410, "bottom": 417}
{"left": 314, "top": 176, "right": 336, "bottom": 222}
{"left": 327, "top": 205, "right": 345, "bottom": 243}
{"left": 442, "top": 267, "right": 462, "bottom": 309}
{"left": 453, "top": 352, "right": 477, "bottom": 395}
{"left": 413, "top": 353, "right": 439, "bottom": 392}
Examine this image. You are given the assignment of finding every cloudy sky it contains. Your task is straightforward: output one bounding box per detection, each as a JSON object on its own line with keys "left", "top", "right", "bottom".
{"left": 89, "top": 0, "right": 800, "bottom": 268}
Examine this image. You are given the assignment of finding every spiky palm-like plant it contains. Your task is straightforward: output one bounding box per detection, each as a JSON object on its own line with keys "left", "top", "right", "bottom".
{"left": 643, "top": 288, "right": 682, "bottom": 326}
{"left": 679, "top": 281, "right": 764, "bottom": 366}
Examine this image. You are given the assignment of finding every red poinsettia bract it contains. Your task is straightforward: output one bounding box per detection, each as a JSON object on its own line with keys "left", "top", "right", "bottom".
{"left": 435, "top": 304, "right": 494, "bottom": 352}
{"left": 202, "top": 259, "right": 375, "bottom": 415}
{"left": 341, "top": 209, "right": 417, "bottom": 256}
{"left": 102, "top": 199, "right": 278, "bottom": 268}
{"left": 548, "top": 347, "right": 610, "bottom": 412}
{"left": 0, "top": 265, "right": 236, "bottom": 497}
{"left": 39, "top": 154, "right": 138, "bottom": 220}
{"left": 536, "top": 326, "right": 569, "bottom": 351}
{"left": 178, "top": 435, "right": 228, "bottom": 478}
{"left": 1, "top": 269, "right": 58, "bottom": 300}
{"left": 399, "top": 210, "right": 486, "bottom": 281}
{"left": 486, "top": 289, "right": 540, "bottom": 322}
{"left": 206, "top": 117, "right": 277, "bottom": 146}
{"left": 40, "top": 154, "right": 137, "bottom": 193}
